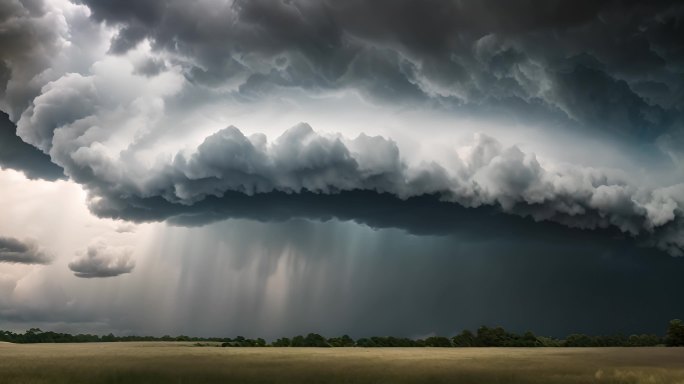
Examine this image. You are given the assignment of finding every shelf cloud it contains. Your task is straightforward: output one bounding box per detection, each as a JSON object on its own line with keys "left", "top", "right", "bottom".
{"left": 0, "top": 0, "right": 682, "bottom": 256}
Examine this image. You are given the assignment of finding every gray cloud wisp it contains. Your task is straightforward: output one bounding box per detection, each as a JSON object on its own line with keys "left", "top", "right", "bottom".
{"left": 0, "top": 236, "right": 52, "bottom": 264}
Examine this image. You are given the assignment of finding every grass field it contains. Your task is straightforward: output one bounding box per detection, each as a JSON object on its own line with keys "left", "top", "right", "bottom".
{"left": 1, "top": 342, "right": 683, "bottom": 384}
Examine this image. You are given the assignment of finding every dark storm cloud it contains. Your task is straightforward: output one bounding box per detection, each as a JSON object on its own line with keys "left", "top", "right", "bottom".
{"left": 56, "top": 124, "right": 679, "bottom": 256}
{"left": 0, "top": 111, "right": 64, "bottom": 180}
{"left": 77, "top": 0, "right": 684, "bottom": 139}
{"left": 10, "top": 53, "right": 683, "bottom": 255}
{"left": 0, "top": 236, "right": 51, "bottom": 264}
{"left": 2, "top": 0, "right": 682, "bottom": 258}
{"left": 68, "top": 243, "right": 135, "bottom": 278}
{"left": 0, "top": 0, "right": 63, "bottom": 120}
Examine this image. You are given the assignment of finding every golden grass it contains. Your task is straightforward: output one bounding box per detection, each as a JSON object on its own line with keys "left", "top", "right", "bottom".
{"left": 1, "top": 342, "right": 683, "bottom": 383}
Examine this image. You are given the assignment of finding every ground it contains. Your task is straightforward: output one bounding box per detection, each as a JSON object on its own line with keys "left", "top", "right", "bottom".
{"left": 1, "top": 342, "right": 683, "bottom": 383}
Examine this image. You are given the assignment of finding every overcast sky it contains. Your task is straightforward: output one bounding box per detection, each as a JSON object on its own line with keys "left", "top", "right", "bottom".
{"left": 0, "top": 0, "right": 683, "bottom": 339}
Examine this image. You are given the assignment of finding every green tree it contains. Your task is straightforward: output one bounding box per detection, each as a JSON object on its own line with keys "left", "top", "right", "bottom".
{"left": 425, "top": 336, "right": 452, "bottom": 347}
{"left": 452, "top": 330, "right": 476, "bottom": 347}
{"left": 564, "top": 334, "right": 594, "bottom": 347}
{"left": 272, "top": 337, "right": 291, "bottom": 347}
{"left": 476, "top": 326, "right": 509, "bottom": 347}
{"left": 327, "top": 335, "right": 354, "bottom": 347}
{"left": 291, "top": 335, "right": 306, "bottom": 347}
{"left": 304, "top": 333, "right": 329, "bottom": 347}
{"left": 666, "top": 319, "right": 684, "bottom": 347}
{"left": 355, "top": 338, "right": 376, "bottom": 347}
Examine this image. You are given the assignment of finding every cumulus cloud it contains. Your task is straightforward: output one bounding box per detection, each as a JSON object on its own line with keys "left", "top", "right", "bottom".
{"left": 68, "top": 242, "right": 135, "bottom": 278}
{"left": 114, "top": 223, "right": 136, "bottom": 234}
{"left": 0, "top": 0, "right": 682, "bottom": 258}
{"left": 0, "top": 236, "right": 52, "bottom": 264}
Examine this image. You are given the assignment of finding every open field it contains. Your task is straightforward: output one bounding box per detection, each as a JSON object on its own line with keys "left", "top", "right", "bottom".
{"left": 1, "top": 342, "right": 683, "bottom": 384}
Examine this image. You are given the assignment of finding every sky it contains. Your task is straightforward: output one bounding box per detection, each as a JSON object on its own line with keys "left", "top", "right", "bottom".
{"left": 0, "top": 0, "right": 683, "bottom": 339}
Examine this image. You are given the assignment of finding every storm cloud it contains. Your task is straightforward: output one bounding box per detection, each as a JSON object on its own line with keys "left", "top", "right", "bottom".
{"left": 0, "top": 0, "right": 683, "bottom": 256}
{"left": 2, "top": 0, "right": 684, "bottom": 339}
{"left": 0, "top": 236, "right": 52, "bottom": 264}
{"left": 68, "top": 242, "right": 135, "bottom": 278}
{"left": 75, "top": 0, "right": 684, "bottom": 137}
{"left": 23, "top": 115, "right": 684, "bottom": 256}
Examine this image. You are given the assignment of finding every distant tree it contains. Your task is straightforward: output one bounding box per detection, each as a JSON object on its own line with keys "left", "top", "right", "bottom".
{"left": 537, "top": 336, "right": 562, "bottom": 347}
{"left": 628, "top": 334, "right": 661, "bottom": 347}
{"left": 340, "top": 335, "right": 354, "bottom": 347}
{"left": 452, "top": 330, "right": 476, "bottom": 347}
{"left": 272, "top": 337, "right": 291, "bottom": 347}
{"left": 327, "top": 335, "right": 354, "bottom": 347}
{"left": 355, "top": 338, "right": 376, "bottom": 347}
{"left": 102, "top": 333, "right": 116, "bottom": 342}
{"left": 291, "top": 335, "right": 306, "bottom": 347}
{"left": 424, "top": 336, "right": 452, "bottom": 347}
{"left": 476, "top": 326, "right": 510, "bottom": 347}
{"left": 564, "top": 334, "right": 594, "bottom": 347}
{"left": 304, "top": 333, "right": 330, "bottom": 347}
{"left": 518, "top": 331, "right": 540, "bottom": 347}
{"left": 666, "top": 319, "right": 684, "bottom": 347}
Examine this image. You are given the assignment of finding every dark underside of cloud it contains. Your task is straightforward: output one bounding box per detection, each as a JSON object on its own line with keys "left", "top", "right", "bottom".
{"left": 0, "top": 236, "right": 51, "bottom": 264}
{"left": 95, "top": 189, "right": 656, "bottom": 251}
{"left": 0, "top": 112, "right": 64, "bottom": 180}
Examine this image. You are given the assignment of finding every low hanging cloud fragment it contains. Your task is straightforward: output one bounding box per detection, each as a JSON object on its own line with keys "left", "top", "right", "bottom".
{"left": 69, "top": 243, "right": 135, "bottom": 278}
{"left": 0, "top": 236, "right": 52, "bottom": 264}
{"left": 114, "top": 223, "right": 137, "bottom": 234}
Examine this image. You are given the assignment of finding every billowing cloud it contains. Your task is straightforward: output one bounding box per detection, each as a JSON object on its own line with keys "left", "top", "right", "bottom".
{"left": 83, "top": 125, "right": 683, "bottom": 255}
{"left": 0, "top": 236, "right": 52, "bottom": 264}
{"left": 9, "top": 58, "right": 684, "bottom": 255}
{"left": 69, "top": 242, "right": 135, "bottom": 278}
{"left": 0, "top": 0, "right": 682, "bottom": 258}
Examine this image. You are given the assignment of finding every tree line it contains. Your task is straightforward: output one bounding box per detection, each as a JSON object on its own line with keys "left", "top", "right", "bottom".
{"left": 2, "top": 320, "right": 683, "bottom": 347}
